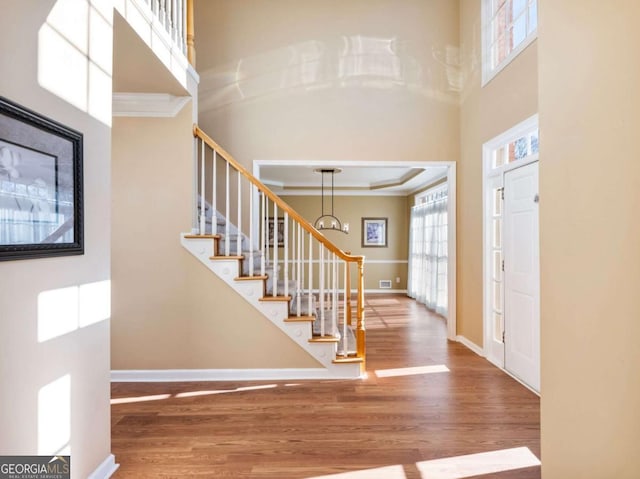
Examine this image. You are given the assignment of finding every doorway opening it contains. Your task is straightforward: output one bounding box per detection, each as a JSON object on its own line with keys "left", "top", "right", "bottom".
{"left": 254, "top": 160, "right": 457, "bottom": 340}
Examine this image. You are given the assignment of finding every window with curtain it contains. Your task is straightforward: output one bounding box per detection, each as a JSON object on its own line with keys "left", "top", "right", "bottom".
{"left": 408, "top": 184, "right": 448, "bottom": 317}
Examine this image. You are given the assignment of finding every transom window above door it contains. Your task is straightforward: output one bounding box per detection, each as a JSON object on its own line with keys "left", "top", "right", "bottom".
{"left": 484, "top": 114, "right": 539, "bottom": 175}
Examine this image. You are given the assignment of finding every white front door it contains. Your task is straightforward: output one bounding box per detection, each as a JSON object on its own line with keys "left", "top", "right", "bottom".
{"left": 504, "top": 161, "right": 540, "bottom": 392}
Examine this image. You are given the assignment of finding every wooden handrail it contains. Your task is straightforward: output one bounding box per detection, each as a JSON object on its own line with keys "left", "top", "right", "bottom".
{"left": 193, "top": 125, "right": 365, "bottom": 264}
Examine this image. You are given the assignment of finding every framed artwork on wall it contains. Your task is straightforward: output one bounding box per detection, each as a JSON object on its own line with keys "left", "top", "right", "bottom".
{"left": 268, "top": 217, "right": 285, "bottom": 247}
{"left": 362, "top": 217, "right": 387, "bottom": 248}
{"left": 0, "top": 96, "right": 84, "bottom": 261}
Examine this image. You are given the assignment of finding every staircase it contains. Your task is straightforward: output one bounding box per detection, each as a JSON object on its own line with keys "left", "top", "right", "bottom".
{"left": 181, "top": 126, "right": 366, "bottom": 378}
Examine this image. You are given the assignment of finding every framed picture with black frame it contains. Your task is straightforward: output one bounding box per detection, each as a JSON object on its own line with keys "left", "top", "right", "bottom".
{"left": 0, "top": 97, "right": 83, "bottom": 261}
{"left": 362, "top": 217, "right": 387, "bottom": 248}
{"left": 268, "top": 217, "right": 285, "bottom": 247}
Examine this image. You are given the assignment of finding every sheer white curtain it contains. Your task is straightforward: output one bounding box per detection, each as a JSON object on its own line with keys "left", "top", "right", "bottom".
{"left": 408, "top": 186, "right": 448, "bottom": 316}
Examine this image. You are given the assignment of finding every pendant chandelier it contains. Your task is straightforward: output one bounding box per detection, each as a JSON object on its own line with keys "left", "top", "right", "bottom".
{"left": 313, "top": 168, "right": 349, "bottom": 234}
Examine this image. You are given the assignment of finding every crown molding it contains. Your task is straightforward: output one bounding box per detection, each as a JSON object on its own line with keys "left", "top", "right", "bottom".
{"left": 112, "top": 92, "right": 191, "bottom": 117}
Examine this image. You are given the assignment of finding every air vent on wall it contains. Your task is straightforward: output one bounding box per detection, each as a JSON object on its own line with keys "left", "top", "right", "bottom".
{"left": 379, "top": 280, "right": 392, "bottom": 289}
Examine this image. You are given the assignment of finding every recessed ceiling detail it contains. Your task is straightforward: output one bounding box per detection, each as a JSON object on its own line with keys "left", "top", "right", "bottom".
{"left": 258, "top": 164, "right": 448, "bottom": 195}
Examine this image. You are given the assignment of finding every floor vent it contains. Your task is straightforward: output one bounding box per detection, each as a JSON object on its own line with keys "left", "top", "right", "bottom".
{"left": 379, "top": 280, "right": 392, "bottom": 289}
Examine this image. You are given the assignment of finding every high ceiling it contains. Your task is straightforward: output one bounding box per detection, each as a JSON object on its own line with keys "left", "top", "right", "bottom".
{"left": 258, "top": 164, "right": 448, "bottom": 196}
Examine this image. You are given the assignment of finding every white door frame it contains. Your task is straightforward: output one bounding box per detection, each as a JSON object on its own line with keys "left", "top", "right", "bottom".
{"left": 482, "top": 114, "right": 539, "bottom": 370}
{"left": 253, "top": 159, "right": 457, "bottom": 341}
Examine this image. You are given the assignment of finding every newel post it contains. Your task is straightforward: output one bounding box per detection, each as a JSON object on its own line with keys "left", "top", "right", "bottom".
{"left": 186, "top": 0, "right": 196, "bottom": 66}
{"left": 356, "top": 258, "right": 366, "bottom": 371}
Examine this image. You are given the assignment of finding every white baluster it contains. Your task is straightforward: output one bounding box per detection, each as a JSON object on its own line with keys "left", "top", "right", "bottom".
{"left": 331, "top": 253, "right": 338, "bottom": 334}
{"left": 212, "top": 150, "right": 217, "bottom": 235}
{"left": 308, "top": 231, "right": 313, "bottom": 317}
{"left": 296, "top": 223, "right": 301, "bottom": 317}
{"left": 273, "top": 203, "right": 278, "bottom": 297}
{"left": 319, "top": 244, "right": 325, "bottom": 336}
{"left": 237, "top": 172, "right": 241, "bottom": 257}
{"left": 264, "top": 197, "right": 270, "bottom": 269}
{"left": 343, "top": 261, "right": 348, "bottom": 356}
{"left": 166, "top": 0, "right": 172, "bottom": 32}
{"left": 199, "top": 140, "right": 205, "bottom": 235}
{"left": 260, "top": 194, "right": 265, "bottom": 276}
{"left": 225, "top": 160, "right": 230, "bottom": 256}
{"left": 172, "top": 0, "right": 177, "bottom": 41}
{"left": 249, "top": 185, "right": 254, "bottom": 277}
{"left": 159, "top": 0, "right": 166, "bottom": 26}
{"left": 284, "top": 212, "right": 289, "bottom": 299}
{"left": 179, "top": 0, "right": 186, "bottom": 51}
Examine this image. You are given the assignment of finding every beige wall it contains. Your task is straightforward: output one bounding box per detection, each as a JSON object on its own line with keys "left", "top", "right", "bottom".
{"left": 539, "top": 1, "right": 640, "bottom": 477}
{"left": 195, "top": 0, "right": 460, "bottom": 166}
{"left": 111, "top": 110, "right": 319, "bottom": 369}
{"left": 0, "top": 1, "right": 112, "bottom": 477}
{"left": 458, "top": 0, "right": 538, "bottom": 346}
{"left": 283, "top": 195, "right": 409, "bottom": 290}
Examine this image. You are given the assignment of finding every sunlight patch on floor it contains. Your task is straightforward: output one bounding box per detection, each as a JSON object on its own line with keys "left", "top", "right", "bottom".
{"left": 174, "top": 384, "right": 278, "bottom": 398}
{"left": 375, "top": 365, "right": 450, "bottom": 378}
{"left": 110, "top": 394, "right": 171, "bottom": 405}
{"left": 415, "top": 447, "right": 540, "bottom": 479}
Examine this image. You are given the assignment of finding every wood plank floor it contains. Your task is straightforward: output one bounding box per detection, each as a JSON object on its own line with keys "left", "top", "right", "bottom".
{"left": 111, "top": 295, "right": 540, "bottom": 478}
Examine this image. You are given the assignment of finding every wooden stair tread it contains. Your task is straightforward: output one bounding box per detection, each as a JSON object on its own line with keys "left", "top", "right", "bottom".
{"left": 284, "top": 315, "right": 315, "bottom": 323}
{"left": 184, "top": 234, "right": 221, "bottom": 239}
{"left": 309, "top": 336, "right": 340, "bottom": 343}
{"left": 234, "top": 275, "right": 269, "bottom": 281}
{"left": 332, "top": 357, "right": 364, "bottom": 364}
{"left": 259, "top": 295, "right": 292, "bottom": 302}
{"left": 210, "top": 255, "right": 244, "bottom": 260}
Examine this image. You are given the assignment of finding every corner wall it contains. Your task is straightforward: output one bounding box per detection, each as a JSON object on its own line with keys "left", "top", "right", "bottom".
{"left": 0, "top": 1, "right": 113, "bottom": 477}
{"left": 538, "top": 1, "right": 640, "bottom": 477}
{"left": 458, "top": 0, "right": 538, "bottom": 346}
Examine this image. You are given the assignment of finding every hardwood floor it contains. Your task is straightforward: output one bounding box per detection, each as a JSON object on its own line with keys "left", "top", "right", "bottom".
{"left": 111, "top": 295, "right": 540, "bottom": 478}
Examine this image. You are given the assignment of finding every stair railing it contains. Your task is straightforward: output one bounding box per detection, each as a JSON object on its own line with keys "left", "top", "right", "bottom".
{"left": 193, "top": 125, "right": 366, "bottom": 365}
{"left": 144, "top": 0, "right": 188, "bottom": 57}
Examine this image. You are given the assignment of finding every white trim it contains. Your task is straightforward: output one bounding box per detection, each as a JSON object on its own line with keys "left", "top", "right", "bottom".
{"left": 483, "top": 114, "right": 539, "bottom": 180}
{"left": 87, "top": 454, "right": 119, "bottom": 479}
{"left": 364, "top": 288, "right": 407, "bottom": 294}
{"left": 112, "top": 368, "right": 362, "bottom": 382}
{"left": 456, "top": 336, "right": 484, "bottom": 357}
{"left": 446, "top": 165, "right": 457, "bottom": 340}
{"left": 112, "top": 93, "right": 191, "bottom": 117}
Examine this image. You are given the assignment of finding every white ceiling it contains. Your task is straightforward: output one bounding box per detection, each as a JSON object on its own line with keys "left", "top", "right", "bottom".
{"left": 257, "top": 164, "right": 448, "bottom": 195}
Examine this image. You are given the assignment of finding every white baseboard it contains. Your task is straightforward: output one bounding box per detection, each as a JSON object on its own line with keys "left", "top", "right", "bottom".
{"left": 111, "top": 368, "right": 359, "bottom": 382}
{"left": 363, "top": 289, "right": 407, "bottom": 294}
{"left": 87, "top": 454, "right": 119, "bottom": 479}
{"left": 456, "top": 335, "right": 484, "bottom": 356}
